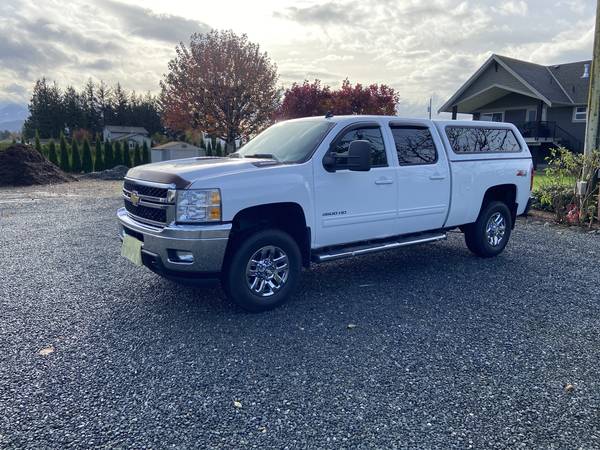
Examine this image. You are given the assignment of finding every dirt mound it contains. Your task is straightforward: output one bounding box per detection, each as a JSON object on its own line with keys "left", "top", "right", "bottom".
{"left": 78, "top": 165, "right": 129, "bottom": 181}
{"left": 0, "top": 144, "right": 74, "bottom": 187}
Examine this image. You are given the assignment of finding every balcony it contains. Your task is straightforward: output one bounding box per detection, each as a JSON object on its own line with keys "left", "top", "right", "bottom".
{"left": 515, "top": 121, "right": 583, "bottom": 152}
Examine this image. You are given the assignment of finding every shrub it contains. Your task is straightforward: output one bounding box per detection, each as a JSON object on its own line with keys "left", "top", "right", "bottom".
{"left": 113, "top": 141, "right": 122, "bottom": 166}
{"left": 142, "top": 141, "right": 150, "bottom": 164}
{"left": 532, "top": 147, "right": 600, "bottom": 225}
{"left": 59, "top": 133, "right": 70, "bottom": 172}
{"left": 133, "top": 143, "right": 142, "bottom": 166}
{"left": 34, "top": 130, "right": 42, "bottom": 154}
{"left": 71, "top": 140, "right": 82, "bottom": 173}
{"left": 123, "top": 143, "right": 131, "bottom": 168}
{"left": 94, "top": 138, "right": 104, "bottom": 172}
{"left": 48, "top": 140, "right": 58, "bottom": 166}
{"left": 104, "top": 141, "right": 113, "bottom": 169}
{"left": 81, "top": 139, "right": 93, "bottom": 173}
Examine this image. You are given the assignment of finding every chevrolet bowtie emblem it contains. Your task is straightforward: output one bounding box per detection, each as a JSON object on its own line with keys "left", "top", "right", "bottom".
{"left": 130, "top": 191, "right": 140, "bottom": 206}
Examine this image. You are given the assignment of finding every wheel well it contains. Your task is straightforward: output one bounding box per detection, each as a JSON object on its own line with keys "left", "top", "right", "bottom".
{"left": 482, "top": 184, "right": 517, "bottom": 225}
{"left": 226, "top": 203, "right": 311, "bottom": 267}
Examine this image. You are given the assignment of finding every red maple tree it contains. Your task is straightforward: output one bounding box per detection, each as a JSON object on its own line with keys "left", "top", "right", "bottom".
{"left": 278, "top": 78, "right": 399, "bottom": 119}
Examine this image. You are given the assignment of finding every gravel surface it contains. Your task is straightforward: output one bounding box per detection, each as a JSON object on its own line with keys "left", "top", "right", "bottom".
{"left": 1, "top": 181, "right": 600, "bottom": 449}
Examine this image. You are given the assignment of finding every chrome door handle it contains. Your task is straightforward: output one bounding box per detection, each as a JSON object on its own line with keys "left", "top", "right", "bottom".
{"left": 429, "top": 174, "right": 446, "bottom": 180}
{"left": 375, "top": 178, "right": 394, "bottom": 185}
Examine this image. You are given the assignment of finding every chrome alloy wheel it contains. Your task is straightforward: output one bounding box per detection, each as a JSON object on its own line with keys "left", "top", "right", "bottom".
{"left": 245, "top": 245, "right": 289, "bottom": 297}
{"left": 485, "top": 212, "right": 507, "bottom": 247}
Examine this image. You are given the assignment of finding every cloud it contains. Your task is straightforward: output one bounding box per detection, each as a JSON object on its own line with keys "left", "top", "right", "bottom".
{"left": 0, "top": 0, "right": 595, "bottom": 121}
{"left": 274, "top": 3, "right": 357, "bottom": 25}
{"left": 101, "top": 0, "right": 210, "bottom": 43}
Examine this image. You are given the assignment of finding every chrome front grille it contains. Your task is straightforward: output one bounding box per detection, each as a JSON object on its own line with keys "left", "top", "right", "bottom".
{"left": 122, "top": 178, "right": 175, "bottom": 227}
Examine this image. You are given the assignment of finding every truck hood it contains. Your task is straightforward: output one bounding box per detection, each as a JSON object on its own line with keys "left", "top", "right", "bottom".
{"left": 126, "top": 157, "right": 280, "bottom": 188}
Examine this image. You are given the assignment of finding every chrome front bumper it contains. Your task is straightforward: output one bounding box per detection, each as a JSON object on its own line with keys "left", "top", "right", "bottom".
{"left": 117, "top": 208, "right": 231, "bottom": 274}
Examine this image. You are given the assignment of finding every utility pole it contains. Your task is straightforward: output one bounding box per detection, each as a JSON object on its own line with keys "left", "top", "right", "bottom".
{"left": 584, "top": 0, "right": 600, "bottom": 157}
{"left": 428, "top": 97, "right": 432, "bottom": 120}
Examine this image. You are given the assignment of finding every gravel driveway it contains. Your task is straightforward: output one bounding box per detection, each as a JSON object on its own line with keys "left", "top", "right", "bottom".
{"left": 1, "top": 181, "right": 599, "bottom": 449}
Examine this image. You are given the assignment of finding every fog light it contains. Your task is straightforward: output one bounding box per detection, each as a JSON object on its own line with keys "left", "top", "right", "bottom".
{"left": 169, "top": 250, "right": 194, "bottom": 263}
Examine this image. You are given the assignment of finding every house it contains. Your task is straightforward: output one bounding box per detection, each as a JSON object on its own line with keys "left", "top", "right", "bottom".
{"left": 439, "top": 54, "right": 590, "bottom": 164}
{"left": 103, "top": 125, "right": 151, "bottom": 151}
{"left": 151, "top": 141, "right": 205, "bottom": 163}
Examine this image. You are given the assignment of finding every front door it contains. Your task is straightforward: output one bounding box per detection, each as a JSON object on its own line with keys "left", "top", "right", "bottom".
{"left": 388, "top": 123, "right": 451, "bottom": 234}
{"left": 313, "top": 123, "right": 398, "bottom": 248}
{"left": 504, "top": 109, "right": 527, "bottom": 126}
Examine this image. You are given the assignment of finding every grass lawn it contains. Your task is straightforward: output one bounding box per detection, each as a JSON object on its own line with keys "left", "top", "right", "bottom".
{"left": 533, "top": 170, "right": 575, "bottom": 191}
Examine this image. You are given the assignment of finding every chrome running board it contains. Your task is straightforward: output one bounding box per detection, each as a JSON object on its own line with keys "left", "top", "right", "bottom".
{"left": 312, "top": 232, "right": 447, "bottom": 263}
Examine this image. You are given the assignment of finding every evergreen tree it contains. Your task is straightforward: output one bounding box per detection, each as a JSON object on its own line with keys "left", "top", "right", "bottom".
{"left": 206, "top": 141, "right": 213, "bottom": 157}
{"left": 104, "top": 141, "right": 113, "bottom": 169}
{"left": 59, "top": 133, "right": 70, "bottom": 172}
{"left": 48, "top": 140, "right": 58, "bottom": 166}
{"left": 71, "top": 139, "right": 82, "bottom": 173}
{"left": 94, "top": 138, "right": 104, "bottom": 171}
{"left": 81, "top": 138, "right": 93, "bottom": 173}
{"left": 133, "top": 143, "right": 142, "bottom": 166}
{"left": 34, "top": 130, "right": 42, "bottom": 153}
{"left": 123, "top": 142, "right": 131, "bottom": 168}
{"left": 215, "top": 141, "right": 223, "bottom": 157}
{"left": 142, "top": 141, "right": 150, "bottom": 164}
{"left": 113, "top": 141, "right": 122, "bottom": 166}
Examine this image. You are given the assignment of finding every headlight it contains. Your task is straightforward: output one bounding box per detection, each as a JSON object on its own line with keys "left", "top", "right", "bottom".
{"left": 176, "top": 189, "right": 221, "bottom": 223}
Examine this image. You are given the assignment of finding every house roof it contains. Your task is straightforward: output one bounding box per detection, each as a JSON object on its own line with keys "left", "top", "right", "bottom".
{"left": 113, "top": 133, "right": 148, "bottom": 142}
{"left": 152, "top": 141, "right": 201, "bottom": 151}
{"left": 440, "top": 54, "right": 591, "bottom": 113}
{"left": 104, "top": 125, "right": 149, "bottom": 135}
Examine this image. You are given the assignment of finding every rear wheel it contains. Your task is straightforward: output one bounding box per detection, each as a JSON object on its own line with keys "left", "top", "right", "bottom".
{"left": 463, "top": 201, "right": 512, "bottom": 257}
{"left": 222, "top": 229, "right": 301, "bottom": 312}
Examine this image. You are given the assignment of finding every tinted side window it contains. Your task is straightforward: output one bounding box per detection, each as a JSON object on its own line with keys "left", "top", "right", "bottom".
{"left": 391, "top": 126, "right": 437, "bottom": 165}
{"left": 331, "top": 126, "right": 387, "bottom": 168}
{"left": 445, "top": 127, "right": 521, "bottom": 153}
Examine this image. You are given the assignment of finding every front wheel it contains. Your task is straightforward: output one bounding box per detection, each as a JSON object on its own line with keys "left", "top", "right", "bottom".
{"left": 464, "top": 201, "right": 512, "bottom": 257}
{"left": 222, "top": 229, "right": 302, "bottom": 312}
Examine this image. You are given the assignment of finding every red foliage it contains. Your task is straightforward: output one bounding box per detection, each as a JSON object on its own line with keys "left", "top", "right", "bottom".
{"left": 278, "top": 78, "right": 399, "bottom": 119}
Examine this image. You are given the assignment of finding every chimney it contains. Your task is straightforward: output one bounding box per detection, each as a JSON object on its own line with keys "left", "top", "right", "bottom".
{"left": 582, "top": 63, "right": 590, "bottom": 78}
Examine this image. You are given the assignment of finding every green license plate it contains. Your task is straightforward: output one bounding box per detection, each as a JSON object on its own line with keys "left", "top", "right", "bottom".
{"left": 121, "top": 234, "right": 143, "bottom": 266}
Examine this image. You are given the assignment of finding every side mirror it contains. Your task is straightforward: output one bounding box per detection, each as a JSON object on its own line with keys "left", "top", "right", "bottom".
{"left": 347, "top": 140, "right": 371, "bottom": 171}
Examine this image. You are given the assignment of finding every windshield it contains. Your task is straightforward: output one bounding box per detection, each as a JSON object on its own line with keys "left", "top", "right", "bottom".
{"left": 235, "top": 120, "right": 334, "bottom": 163}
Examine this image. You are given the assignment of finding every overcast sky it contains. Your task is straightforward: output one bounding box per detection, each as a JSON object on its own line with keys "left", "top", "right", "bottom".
{"left": 0, "top": 0, "right": 595, "bottom": 117}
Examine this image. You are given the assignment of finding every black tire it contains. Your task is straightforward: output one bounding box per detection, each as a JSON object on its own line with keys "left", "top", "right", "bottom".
{"left": 222, "top": 229, "right": 302, "bottom": 312}
{"left": 463, "top": 201, "right": 512, "bottom": 258}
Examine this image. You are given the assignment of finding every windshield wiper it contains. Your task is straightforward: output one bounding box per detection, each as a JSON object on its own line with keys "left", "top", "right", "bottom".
{"left": 243, "top": 153, "right": 280, "bottom": 162}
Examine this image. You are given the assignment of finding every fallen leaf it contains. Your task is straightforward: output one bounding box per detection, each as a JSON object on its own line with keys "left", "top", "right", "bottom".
{"left": 564, "top": 383, "right": 575, "bottom": 394}
{"left": 38, "top": 346, "right": 54, "bottom": 356}
{"left": 233, "top": 400, "right": 242, "bottom": 408}
{"left": 258, "top": 426, "right": 267, "bottom": 433}
{"left": 347, "top": 323, "right": 357, "bottom": 330}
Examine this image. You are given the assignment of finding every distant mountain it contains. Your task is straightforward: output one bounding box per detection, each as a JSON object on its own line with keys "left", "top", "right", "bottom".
{"left": 0, "top": 103, "right": 28, "bottom": 131}
{"left": 0, "top": 119, "right": 25, "bottom": 132}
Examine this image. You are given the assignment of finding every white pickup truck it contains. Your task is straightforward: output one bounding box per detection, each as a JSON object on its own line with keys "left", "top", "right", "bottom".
{"left": 118, "top": 115, "right": 533, "bottom": 311}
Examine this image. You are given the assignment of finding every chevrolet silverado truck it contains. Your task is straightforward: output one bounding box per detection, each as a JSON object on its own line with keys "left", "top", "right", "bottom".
{"left": 118, "top": 116, "right": 533, "bottom": 311}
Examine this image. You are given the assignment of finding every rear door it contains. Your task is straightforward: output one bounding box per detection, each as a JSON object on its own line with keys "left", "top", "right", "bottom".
{"left": 387, "top": 121, "right": 451, "bottom": 234}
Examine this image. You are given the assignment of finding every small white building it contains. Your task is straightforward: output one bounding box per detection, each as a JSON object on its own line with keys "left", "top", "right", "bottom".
{"left": 103, "top": 126, "right": 151, "bottom": 151}
{"left": 151, "top": 141, "right": 205, "bottom": 163}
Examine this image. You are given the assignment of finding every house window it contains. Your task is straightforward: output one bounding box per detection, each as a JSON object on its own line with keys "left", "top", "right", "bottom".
{"left": 480, "top": 112, "right": 503, "bottom": 122}
{"left": 527, "top": 110, "right": 537, "bottom": 122}
{"left": 129, "top": 141, "right": 135, "bottom": 149}
{"left": 573, "top": 106, "right": 587, "bottom": 122}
